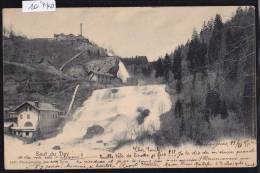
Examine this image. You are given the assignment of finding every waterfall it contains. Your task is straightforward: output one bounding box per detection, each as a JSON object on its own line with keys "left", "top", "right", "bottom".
{"left": 117, "top": 60, "right": 130, "bottom": 83}
{"left": 47, "top": 84, "right": 172, "bottom": 149}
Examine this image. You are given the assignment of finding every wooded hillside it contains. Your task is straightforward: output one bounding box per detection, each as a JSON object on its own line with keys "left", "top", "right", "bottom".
{"left": 152, "top": 7, "right": 256, "bottom": 145}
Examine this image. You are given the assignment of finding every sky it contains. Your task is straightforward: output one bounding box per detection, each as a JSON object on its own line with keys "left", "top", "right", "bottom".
{"left": 3, "top": 6, "right": 241, "bottom": 61}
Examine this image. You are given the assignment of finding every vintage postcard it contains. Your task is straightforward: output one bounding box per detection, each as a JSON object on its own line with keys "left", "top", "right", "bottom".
{"left": 3, "top": 6, "right": 257, "bottom": 169}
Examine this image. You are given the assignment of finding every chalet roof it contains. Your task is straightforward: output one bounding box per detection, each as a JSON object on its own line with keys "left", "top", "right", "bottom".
{"left": 13, "top": 101, "right": 62, "bottom": 112}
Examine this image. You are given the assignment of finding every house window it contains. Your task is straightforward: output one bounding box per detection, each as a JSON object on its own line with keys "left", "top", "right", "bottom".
{"left": 27, "top": 114, "right": 30, "bottom": 119}
{"left": 26, "top": 132, "right": 29, "bottom": 136}
{"left": 20, "top": 114, "right": 23, "bottom": 119}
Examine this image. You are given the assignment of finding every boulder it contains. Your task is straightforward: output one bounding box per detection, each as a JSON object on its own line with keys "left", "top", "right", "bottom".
{"left": 136, "top": 108, "right": 150, "bottom": 125}
{"left": 96, "top": 140, "right": 103, "bottom": 143}
{"left": 111, "top": 88, "right": 118, "bottom": 93}
{"left": 52, "top": 145, "right": 61, "bottom": 150}
{"left": 83, "top": 124, "right": 104, "bottom": 139}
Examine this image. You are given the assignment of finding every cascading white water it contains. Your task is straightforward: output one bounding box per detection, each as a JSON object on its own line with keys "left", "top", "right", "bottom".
{"left": 106, "top": 50, "right": 130, "bottom": 83}
{"left": 48, "top": 84, "right": 172, "bottom": 149}
{"left": 117, "top": 60, "right": 130, "bottom": 83}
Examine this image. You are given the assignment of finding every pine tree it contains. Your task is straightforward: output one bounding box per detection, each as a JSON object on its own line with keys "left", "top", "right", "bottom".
{"left": 187, "top": 29, "right": 198, "bottom": 73}
{"left": 187, "top": 28, "right": 206, "bottom": 87}
{"left": 207, "top": 17, "right": 214, "bottom": 30}
{"left": 197, "top": 40, "right": 207, "bottom": 75}
{"left": 192, "top": 28, "right": 199, "bottom": 40}
{"left": 208, "top": 14, "right": 224, "bottom": 64}
{"left": 174, "top": 100, "right": 183, "bottom": 118}
{"left": 155, "top": 58, "right": 164, "bottom": 78}
{"left": 163, "top": 53, "right": 171, "bottom": 81}
{"left": 172, "top": 47, "right": 182, "bottom": 80}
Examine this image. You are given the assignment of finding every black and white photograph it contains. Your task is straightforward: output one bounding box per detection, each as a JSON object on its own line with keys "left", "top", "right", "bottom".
{"left": 2, "top": 6, "right": 257, "bottom": 169}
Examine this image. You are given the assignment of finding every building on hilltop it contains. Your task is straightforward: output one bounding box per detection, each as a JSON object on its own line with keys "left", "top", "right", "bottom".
{"left": 54, "top": 33, "right": 89, "bottom": 44}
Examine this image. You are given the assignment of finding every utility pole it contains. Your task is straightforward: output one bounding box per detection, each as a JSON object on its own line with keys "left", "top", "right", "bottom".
{"left": 65, "top": 84, "right": 80, "bottom": 117}
{"left": 80, "top": 23, "right": 83, "bottom": 36}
